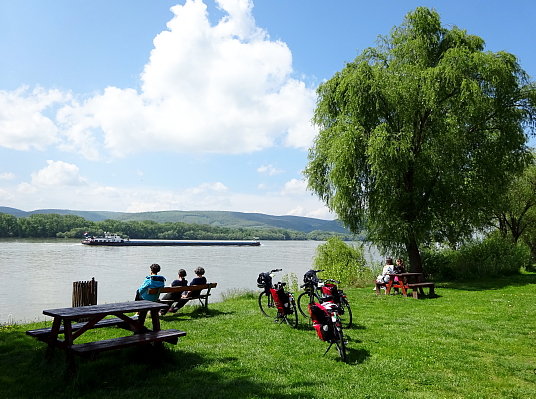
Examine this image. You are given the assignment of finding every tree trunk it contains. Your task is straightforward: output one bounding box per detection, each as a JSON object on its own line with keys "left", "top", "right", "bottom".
{"left": 405, "top": 239, "right": 424, "bottom": 274}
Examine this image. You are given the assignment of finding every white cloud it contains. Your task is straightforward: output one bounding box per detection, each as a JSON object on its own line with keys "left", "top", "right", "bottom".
{"left": 54, "top": 0, "right": 317, "bottom": 158}
{"left": 31, "top": 160, "right": 88, "bottom": 187}
{"left": 286, "top": 205, "right": 304, "bottom": 216}
{"left": 16, "top": 182, "right": 37, "bottom": 195}
{"left": 279, "top": 178, "right": 307, "bottom": 196}
{"left": 0, "top": 188, "right": 15, "bottom": 201}
{"left": 257, "top": 164, "right": 284, "bottom": 176}
{"left": 305, "top": 207, "right": 332, "bottom": 219}
{"left": 0, "top": 86, "right": 69, "bottom": 151}
{"left": 0, "top": 172, "right": 15, "bottom": 180}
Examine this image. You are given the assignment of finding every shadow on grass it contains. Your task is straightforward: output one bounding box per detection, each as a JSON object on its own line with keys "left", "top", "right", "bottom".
{"left": 436, "top": 273, "right": 536, "bottom": 291}
{"left": 2, "top": 330, "right": 320, "bottom": 399}
{"left": 346, "top": 347, "right": 370, "bottom": 364}
{"left": 161, "top": 307, "right": 232, "bottom": 320}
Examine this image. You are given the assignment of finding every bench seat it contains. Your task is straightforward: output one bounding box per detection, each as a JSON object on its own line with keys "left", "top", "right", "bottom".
{"left": 71, "top": 329, "right": 187, "bottom": 357}
{"left": 148, "top": 283, "right": 217, "bottom": 311}
{"left": 26, "top": 316, "right": 138, "bottom": 342}
{"left": 407, "top": 282, "right": 435, "bottom": 299}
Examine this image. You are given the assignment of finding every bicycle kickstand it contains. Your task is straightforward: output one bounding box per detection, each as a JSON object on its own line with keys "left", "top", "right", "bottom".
{"left": 323, "top": 342, "right": 334, "bottom": 356}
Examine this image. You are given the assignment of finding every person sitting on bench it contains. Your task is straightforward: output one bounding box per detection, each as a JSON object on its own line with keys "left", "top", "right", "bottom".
{"left": 168, "top": 266, "right": 207, "bottom": 313}
{"left": 135, "top": 263, "right": 166, "bottom": 301}
{"left": 159, "top": 268, "right": 188, "bottom": 316}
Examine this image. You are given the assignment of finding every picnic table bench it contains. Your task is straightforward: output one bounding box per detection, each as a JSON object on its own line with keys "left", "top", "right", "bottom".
{"left": 26, "top": 301, "right": 186, "bottom": 372}
{"left": 148, "top": 283, "right": 217, "bottom": 311}
{"left": 375, "top": 273, "right": 435, "bottom": 299}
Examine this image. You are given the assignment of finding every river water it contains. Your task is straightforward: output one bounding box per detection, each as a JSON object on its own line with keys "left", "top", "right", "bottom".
{"left": 0, "top": 239, "right": 381, "bottom": 325}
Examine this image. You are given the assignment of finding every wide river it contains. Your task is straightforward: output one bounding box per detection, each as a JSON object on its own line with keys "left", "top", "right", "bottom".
{"left": 0, "top": 239, "right": 381, "bottom": 325}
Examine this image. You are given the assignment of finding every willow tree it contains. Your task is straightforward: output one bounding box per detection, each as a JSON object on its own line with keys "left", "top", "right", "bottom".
{"left": 304, "top": 7, "right": 536, "bottom": 273}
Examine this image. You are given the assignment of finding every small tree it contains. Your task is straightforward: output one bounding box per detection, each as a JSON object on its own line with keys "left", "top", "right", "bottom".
{"left": 493, "top": 157, "right": 536, "bottom": 244}
{"left": 313, "top": 237, "right": 367, "bottom": 287}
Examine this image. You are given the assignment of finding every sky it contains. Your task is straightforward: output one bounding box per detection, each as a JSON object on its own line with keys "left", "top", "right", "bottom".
{"left": 0, "top": 0, "right": 535, "bottom": 219}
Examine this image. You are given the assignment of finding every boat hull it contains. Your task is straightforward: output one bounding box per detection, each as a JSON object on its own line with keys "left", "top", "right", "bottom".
{"left": 82, "top": 240, "right": 260, "bottom": 247}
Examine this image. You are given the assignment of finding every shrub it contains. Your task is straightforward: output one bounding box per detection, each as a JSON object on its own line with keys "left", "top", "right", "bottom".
{"left": 422, "top": 234, "right": 530, "bottom": 280}
{"left": 282, "top": 273, "right": 299, "bottom": 294}
{"left": 312, "top": 237, "right": 369, "bottom": 287}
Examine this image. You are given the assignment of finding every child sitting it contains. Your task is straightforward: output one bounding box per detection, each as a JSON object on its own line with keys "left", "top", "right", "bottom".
{"left": 168, "top": 267, "right": 207, "bottom": 313}
{"left": 159, "top": 269, "right": 188, "bottom": 316}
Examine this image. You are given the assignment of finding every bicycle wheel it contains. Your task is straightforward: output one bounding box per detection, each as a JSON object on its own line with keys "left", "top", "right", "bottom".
{"left": 258, "top": 292, "right": 278, "bottom": 319}
{"left": 297, "top": 291, "right": 322, "bottom": 318}
{"left": 338, "top": 299, "right": 353, "bottom": 329}
{"left": 333, "top": 318, "right": 347, "bottom": 362}
{"left": 284, "top": 295, "right": 299, "bottom": 328}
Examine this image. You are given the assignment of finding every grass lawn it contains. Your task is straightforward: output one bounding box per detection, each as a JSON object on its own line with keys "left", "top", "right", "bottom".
{"left": 1, "top": 274, "right": 535, "bottom": 398}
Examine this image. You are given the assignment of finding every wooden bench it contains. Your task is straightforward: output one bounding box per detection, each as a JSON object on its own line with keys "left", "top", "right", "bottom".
{"left": 407, "top": 282, "right": 435, "bottom": 299}
{"left": 71, "top": 329, "right": 187, "bottom": 358}
{"left": 375, "top": 281, "right": 388, "bottom": 295}
{"left": 148, "top": 283, "right": 217, "bottom": 311}
{"left": 26, "top": 316, "right": 138, "bottom": 342}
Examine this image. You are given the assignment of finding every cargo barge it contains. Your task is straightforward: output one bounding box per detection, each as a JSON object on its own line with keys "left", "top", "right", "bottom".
{"left": 82, "top": 232, "right": 260, "bottom": 247}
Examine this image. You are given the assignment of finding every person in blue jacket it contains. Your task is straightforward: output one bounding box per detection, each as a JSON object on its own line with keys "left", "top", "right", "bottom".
{"left": 135, "top": 263, "right": 166, "bottom": 301}
{"left": 168, "top": 266, "right": 207, "bottom": 313}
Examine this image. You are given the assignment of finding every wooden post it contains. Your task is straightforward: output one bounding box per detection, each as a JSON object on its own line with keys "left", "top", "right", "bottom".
{"left": 72, "top": 277, "right": 97, "bottom": 307}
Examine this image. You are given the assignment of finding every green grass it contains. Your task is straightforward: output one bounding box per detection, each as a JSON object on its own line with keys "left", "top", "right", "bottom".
{"left": 1, "top": 274, "right": 535, "bottom": 398}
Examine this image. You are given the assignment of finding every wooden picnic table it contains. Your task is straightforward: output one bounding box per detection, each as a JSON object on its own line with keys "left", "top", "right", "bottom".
{"left": 375, "top": 273, "right": 436, "bottom": 298}
{"left": 27, "top": 300, "right": 186, "bottom": 372}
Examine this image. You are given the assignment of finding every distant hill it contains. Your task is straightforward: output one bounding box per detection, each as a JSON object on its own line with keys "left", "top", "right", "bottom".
{"left": 0, "top": 207, "right": 350, "bottom": 234}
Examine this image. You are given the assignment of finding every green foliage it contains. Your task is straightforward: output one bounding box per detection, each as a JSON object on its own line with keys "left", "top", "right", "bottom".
{"left": 304, "top": 7, "right": 536, "bottom": 272}
{"left": 1, "top": 207, "right": 351, "bottom": 234}
{"left": 313, "top": 237, "right": 368, "bottom": 287}
{"left": 281, "top": 273, "right": 299, "bottom": 294}
{"left": 491, "top": 156, "right": 536, "bottom": 261}
{"left": 422, "top": 233, "right": 531, "bottom": 280}
{"left": 0, "top": 212, "right": 356, "bottom": 241}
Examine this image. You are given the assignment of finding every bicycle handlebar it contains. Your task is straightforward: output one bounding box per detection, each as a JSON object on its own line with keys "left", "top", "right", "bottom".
{"left": 270, "top": 268, "right": 282, "bottom": 273}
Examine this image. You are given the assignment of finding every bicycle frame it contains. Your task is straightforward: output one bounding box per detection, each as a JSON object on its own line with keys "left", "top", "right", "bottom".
{"left": 258, "top": 269, "right": 298, "bottom": 328}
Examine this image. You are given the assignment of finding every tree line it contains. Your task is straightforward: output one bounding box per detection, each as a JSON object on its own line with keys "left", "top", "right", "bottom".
{"left": 0, "top": 212, "right": 358, "bottom": 241}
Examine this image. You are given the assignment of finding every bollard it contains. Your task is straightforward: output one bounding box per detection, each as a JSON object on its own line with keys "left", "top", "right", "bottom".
{"left": 72, "top": 277, "right": 98, "bottom": 307}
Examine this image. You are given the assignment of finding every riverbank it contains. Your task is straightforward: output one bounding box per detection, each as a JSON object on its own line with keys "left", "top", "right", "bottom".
{"left": 1, "top": 274, "right": 534, "bottom": 398}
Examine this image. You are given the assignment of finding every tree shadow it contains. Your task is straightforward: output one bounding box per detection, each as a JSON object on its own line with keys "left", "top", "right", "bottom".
{"left": 161, "top": 307, "right": 232, "bottom": 320}
{"left": 5, "top": 330, "right": 324, "bottom": 398}
{"left": 435, "top": 273, "right": 536, "bottom": 291}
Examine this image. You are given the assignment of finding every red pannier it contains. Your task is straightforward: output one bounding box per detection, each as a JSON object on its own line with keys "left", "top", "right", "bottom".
{"left": 321, "top": 283, "right": 341, "bottom": 303}
{"left": 308, "top": 302, "right": 333, "bottom": 341}
{"left": 270, "top": 287, "right": 292, "bottom": 315}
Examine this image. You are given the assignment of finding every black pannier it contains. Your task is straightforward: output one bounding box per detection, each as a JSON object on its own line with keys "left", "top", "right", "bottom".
{"left": 303, "top": 269, "right": 320, "bottom": 285}
{"left": 257, "top": 272, "right": 272, "bottom": 294}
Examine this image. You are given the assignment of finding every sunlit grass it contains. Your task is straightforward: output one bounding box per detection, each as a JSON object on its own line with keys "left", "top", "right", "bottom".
{"left": 1, "top": 274, "right": 535, "bottom": 398}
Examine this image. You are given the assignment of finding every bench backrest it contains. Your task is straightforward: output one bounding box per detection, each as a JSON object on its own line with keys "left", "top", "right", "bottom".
{"left": 148, "top": 283, "right": 217, "bottom": 296}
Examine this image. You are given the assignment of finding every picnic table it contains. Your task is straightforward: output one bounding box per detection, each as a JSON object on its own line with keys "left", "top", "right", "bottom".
{"left": 26, "top": 300, "right": 186, "bottom": 372}
{"left": 375, "top": 273, "right": 435, "bottom": 298}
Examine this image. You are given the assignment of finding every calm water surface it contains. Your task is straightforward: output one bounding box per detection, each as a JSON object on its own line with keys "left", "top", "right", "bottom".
{"left": 0, "top": 239, "right": 381, "bottom": 324}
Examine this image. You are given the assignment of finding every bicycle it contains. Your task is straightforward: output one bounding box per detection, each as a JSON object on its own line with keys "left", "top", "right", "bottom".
{"left": 319, "top": 279, "right": 353, "bottom": 329}
{"left": 257, "top": 269, "right": 299, "bottom": 328}
{"left": 297, "top": 269, "right": 324, "bottom": 318}
{"left": 308, "top": 298, "right": 347, "bottom": 362}
{"left": 297, "top": 270, "right": 353, "bottom": 329}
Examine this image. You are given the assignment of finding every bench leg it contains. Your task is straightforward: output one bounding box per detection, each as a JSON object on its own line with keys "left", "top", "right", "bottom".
{"left": 412, "top": 288, "right": 419, "bottom": 299}
{"left": 375, "top": 284, "right": 382, "bottom": 296}
{"left": 429, "top": 286, "right": 435, "bottom": 297}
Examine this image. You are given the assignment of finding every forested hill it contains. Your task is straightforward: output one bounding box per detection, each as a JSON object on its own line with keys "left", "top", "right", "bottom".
{"left": 0, "top": 207, "right": 349, "bottom": 234}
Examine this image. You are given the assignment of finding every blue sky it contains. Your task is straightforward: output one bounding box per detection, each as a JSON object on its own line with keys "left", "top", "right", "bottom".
{"left": 1, "top": 0, "right": 534, "bottom": 219}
